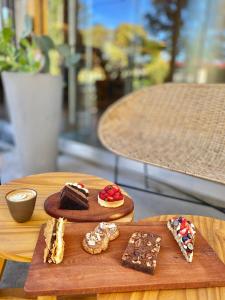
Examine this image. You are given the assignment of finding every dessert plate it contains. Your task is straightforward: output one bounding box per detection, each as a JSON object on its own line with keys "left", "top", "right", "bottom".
{"left": 44, "top": 189, "right": 134, "bottom": 222}
{"left": 25, "top": 221, "right": 225, "bottom": 296}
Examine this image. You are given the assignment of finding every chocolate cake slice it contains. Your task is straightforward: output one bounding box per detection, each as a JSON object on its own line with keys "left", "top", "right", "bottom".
{"left": 59, "top": 182, "right": 89, "bottom": 210}
{"left": 121, "top": 232, "right": 161, "bottom": 275}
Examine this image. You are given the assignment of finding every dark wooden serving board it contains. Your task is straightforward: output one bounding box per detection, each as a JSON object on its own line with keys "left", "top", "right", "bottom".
{"left": 24, "top": 222, "right": 225, "bottom": 296}
{"left": 44, "top": 189, "right": 134, "bottom": 222}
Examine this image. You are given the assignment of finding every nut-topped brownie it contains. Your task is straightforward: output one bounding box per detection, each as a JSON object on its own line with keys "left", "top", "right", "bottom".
{"left": 121, "top": 232, "right": 161, "bottom": 275}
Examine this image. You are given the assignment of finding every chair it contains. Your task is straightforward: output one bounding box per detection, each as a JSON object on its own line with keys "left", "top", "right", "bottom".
{"left": 98, "top": 83, "right": 225, "bottom": 212}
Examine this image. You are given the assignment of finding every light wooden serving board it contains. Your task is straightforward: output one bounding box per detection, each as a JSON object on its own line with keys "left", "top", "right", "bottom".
{"left": 44, "top": 189, "right": 134, "bottom": 222}
{"left": 24, "top": 222, "right": 225, "bottom": 296}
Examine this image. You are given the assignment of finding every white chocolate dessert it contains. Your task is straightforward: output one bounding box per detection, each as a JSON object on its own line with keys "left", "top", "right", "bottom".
{"left": 95, "top": 222, "right": 119, "bottom": 241}
{"left": 82, "top": 231, "right": 109, "bottom": 254}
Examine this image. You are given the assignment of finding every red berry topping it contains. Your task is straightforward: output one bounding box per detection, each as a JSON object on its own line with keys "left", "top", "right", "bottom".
{"left": 78, "top": 182, "right": 84, "bottom": 188}
{"left": 107, "top": 188, "right": 116, "bottom": 196}
{"left": 114, "top": 192, "right": 121, "bottom": 200}
{"left": 180, "top": 228, "right": 188, "bottom": 236}
{"left": 99, "top": 184, "right": 123, "bottom": 202}
{"left": 104, "top": 185, "right": 112, "bottom": 192}
{"left": 112, "top": 185, "right": 120, "bottom": 192}
{"left": 99, "top": 191, "right": 107, "bottom": 200}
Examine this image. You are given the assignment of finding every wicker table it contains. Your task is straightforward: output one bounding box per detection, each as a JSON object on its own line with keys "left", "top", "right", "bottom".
{"left": 99, "top": 83, "right": 225, "bottom": 185}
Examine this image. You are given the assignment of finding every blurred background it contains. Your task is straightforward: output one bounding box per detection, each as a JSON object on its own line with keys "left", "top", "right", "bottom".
{"left": 0, "top": 0, "right": 225, "bottom": 148}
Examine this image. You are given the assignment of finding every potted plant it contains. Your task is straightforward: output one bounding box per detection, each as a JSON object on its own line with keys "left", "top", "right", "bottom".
{"left": 0, "top": 27, "right": 79, "bottom": 176}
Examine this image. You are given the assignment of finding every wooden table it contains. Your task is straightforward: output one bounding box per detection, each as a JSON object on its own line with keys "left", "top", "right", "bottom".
{"left": 0, "top": 174, "right": 224, "bottom": 299}
{"left": 99, "top": 215, "right": 225, "bottom": 300}
{"left": 0, "top": 172, "right": 133, "bottom": 300}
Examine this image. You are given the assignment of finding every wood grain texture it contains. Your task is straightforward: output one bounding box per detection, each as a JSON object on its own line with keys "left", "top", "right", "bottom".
{"left": 37, "top": 297, "right": 56, "bottom": 300}
{"left": 0, "top": 288, "right": 96, "bottom": 300}
{"left": 24, "top": 221, "right": 225, "bottom": 296}
{"left": 44, "top": 190, "right": 134, "bottom": 222}
{"left": 0, "top": 172, "right": 133, "bottom": 262}
{"left": 0, "top": 257, "right": 6, "bottom": 279}
{"left": 98, "top": 215, "right": 225, "bottom": 300}
{"left": 0, "top": 288, "right": 35, "bottom": 299}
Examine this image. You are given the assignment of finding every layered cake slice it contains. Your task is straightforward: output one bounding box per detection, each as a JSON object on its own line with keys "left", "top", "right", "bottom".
{"left": 167, "top": 216, "right": 196, "bottom": 262}
{"left": 121, "top": 232, "right": 161, "bottom": 275}
{"left": 59, "top": 182, "right": 89, "bottom": 210}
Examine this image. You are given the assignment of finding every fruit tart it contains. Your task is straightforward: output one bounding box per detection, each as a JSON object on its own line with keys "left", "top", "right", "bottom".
{"left": 98, "top": 184, "right": 124, "bottom": 208}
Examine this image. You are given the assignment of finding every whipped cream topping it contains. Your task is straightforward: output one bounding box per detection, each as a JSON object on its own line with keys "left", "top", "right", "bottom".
{"left": 66, "top": 182, "right": 89, "bottom": 194}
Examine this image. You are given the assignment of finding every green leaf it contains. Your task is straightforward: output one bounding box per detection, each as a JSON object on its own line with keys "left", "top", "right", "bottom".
{"left": 65, "top": 53, "right": 80, "bottom": 67}
{"left": 2, "top": 27, "right": 13, "bottom": 42}
{"left": 34, "top": 35, "right": 55, "bottom": 53}
{"left": 20, "top": 38, "right": 31, "bottom": 49}
{"left": 57, "top": 44, "right": 71, "bottom": 57}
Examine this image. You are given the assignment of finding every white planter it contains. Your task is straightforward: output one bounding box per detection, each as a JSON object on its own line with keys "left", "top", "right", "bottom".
{"left": 1, "top": 72, "right": 62, "bottom": 176}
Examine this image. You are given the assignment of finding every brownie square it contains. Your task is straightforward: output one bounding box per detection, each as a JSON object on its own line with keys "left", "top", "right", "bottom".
{"left": 121, "top": 232, "right": 161, "bottom": 274}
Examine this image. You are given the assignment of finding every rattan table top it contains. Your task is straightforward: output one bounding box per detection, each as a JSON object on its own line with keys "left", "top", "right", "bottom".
{"left": 98, "top": 83, "right": 225, "bottom": 185}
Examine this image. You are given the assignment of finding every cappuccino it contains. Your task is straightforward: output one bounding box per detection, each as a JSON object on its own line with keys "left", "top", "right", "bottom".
{"left": 6, "top": 188, "right": 37, "bottom": 222}
{"left": 6, "top": 189, "right": 36, "bottom": 202}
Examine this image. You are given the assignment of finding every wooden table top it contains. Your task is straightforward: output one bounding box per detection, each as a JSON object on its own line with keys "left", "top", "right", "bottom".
{"left": 0, "top": 173, "right": 224, "bottom": 299}
{"left": 0, "top": 172, "right": 134, "bottom": 262}
{"left": 98, "top": 214, "right": 225, "bottom": 300}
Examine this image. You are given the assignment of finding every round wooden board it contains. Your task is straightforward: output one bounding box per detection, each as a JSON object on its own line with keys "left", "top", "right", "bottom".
{"left": 44, "top": 188, "right": 134, "bottom": 222}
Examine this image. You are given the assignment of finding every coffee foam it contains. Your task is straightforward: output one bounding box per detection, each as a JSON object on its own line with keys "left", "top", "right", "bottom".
{"left": 6, "top": 189, "right": 36, "bottom": 202}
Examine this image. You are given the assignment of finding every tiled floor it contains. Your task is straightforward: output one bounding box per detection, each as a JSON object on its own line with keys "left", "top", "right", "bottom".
{"left": 0, "top": 140, "right": 224, "bottom": 289}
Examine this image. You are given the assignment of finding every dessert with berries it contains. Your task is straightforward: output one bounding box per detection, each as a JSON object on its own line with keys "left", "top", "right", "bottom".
{"left": 98, "top": 185, "right": 124, "bottom": 208}
{"left": 167, "top": 216, "right": 196, "bottom": 262}
{"left": 59, "top": 182, "right": 89, "bottom": 210}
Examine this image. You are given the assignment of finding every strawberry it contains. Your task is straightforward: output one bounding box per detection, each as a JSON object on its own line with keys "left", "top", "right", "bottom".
{"left": 107, "top": 196, "right": 114, "bottom": 202}
{"left": 99, "top": 191, "right": 107, "bottom": 200}
{"left": 180, "top": 228, "right": 188, "bottom": 236}
{"left": 104, "top": 185, "right": 112, "bottom": 192}
{"left": 117, "top": 193, "right": 124, "bottom": 200}
{"left": 77, "top": 182, "right": 84, "bottom": 188}
{"left": 114, "top": 192, "right": 121, "bottom": 200}
{"left": 107, "top": 188, "right": 116, "bottom": 196}
{"left": 112, "top": 185, "right": 120, "bottom": 192}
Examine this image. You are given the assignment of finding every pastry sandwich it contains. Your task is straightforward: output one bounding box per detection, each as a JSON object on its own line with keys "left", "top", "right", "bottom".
{"left": 43, "top": 217, "right": 65, "bottom": 264}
